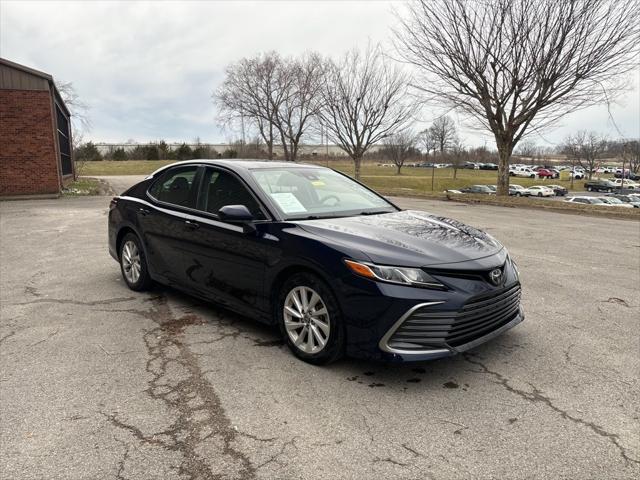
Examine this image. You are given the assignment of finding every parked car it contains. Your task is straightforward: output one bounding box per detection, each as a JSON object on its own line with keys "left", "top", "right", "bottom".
{"left": 570, "top": 170, "right": 586, "bottom": 180}
{"left": 535, "top": 168, "right": 555, "bottom": 179}
{"left": 614, "top": 170, "right": 640, "bottom": 180}
{"left": 509, "top": 185, "right": 530, "bottom": 197}
{"left": 418, "top": 162, "right": 434, "bottom": 168}
{"left": 584, "top": 179, "right": 617, "bottom": 192}
{"left": 513, "top": 168, "right": 538, "bottom": 178}
{"left": 527, "top": 186, "right": 555, "bottom": 197}
{"left": 610, "top": 178, "right": 639, "bottom": 189}
{"left": 459, "top": 185, "right": 495, "bottom": 194}
{"left": 605, "top": 194, "right": 640, "bottom": 207}
{"left": 108, "top": 160, "right": 523, "bottom": 364}
{"left": 463, "top": 162, "right": 479, "bottom": 169}
{"left": 565, "top": 196, "right": 607, "bottom": 205}
{"left": 597, "top": 197, "right": 634, "bottom": 208}
{"left": 546, "top": 184, "right": 568, "bottom": 196}
{"left": 486, "top": 185, "right": 497, "bottom": 192}
{"left": 480, "top": 163, "right": 498, "bottom": 170}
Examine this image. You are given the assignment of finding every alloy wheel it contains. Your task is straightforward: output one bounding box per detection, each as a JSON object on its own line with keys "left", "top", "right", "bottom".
{"left": 283, "top": 286, "right": 330, "bottom": 354}
{"left": 121, "top": 240, "right": 141, "bottom": 284}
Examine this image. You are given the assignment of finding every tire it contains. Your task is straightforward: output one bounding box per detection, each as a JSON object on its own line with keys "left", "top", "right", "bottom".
{"left": 587, "top": 186, "right": 592, "bottom": 192}
{"left": 277, "top": 272, "right": 344, "bottom": 365}
{"left": 119, "top": 233, "right": 153, "bottom": 291}
{"left": 516, "top": 192, "right": 521, "bottom": 197}
{"left": 538, "top": 193, "right": 543, "bottom": 197}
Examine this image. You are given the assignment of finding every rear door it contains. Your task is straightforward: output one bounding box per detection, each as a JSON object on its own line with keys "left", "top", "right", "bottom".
{"left": 180, "top": 167, "right": 274, "bottom": 314}
{"left": 141, "top": 165, "right": 201, "bottom": 287}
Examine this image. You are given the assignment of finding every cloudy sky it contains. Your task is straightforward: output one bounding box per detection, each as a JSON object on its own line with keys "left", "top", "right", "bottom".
{"left": 2, "top": 0, "right": 638, "bottom": 148}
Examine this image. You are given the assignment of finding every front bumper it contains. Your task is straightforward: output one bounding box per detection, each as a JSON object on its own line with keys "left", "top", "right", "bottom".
{"left": 339, "top": 258, "right": 524, "bottom": 362}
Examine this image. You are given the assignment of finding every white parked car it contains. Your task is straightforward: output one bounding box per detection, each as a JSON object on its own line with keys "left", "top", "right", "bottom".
{"left": 610, "top": 178, "right": 639, "bottom": 189}
{"left": 565, "top": 196, "right": 608, "bottom": 205}
{"left": 527, "top": 186, "right": 555, "bottom": 197}
{"left": 598, "top": 197, "right": 634, "bottom": 208}
{"left": 514, "top": 168, "right": 538, "bottom": 178}
{"left": 569, "top": 170, "right": 585, "bottom": 179}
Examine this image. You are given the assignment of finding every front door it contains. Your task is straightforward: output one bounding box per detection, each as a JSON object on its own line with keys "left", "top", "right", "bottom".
{"left": 181, "top": 167, "right": 271, "bottom": 313}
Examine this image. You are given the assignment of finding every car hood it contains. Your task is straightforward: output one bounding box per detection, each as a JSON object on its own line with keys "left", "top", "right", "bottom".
{"left": 295, "top": 210, "right": 504, "bottom": 267}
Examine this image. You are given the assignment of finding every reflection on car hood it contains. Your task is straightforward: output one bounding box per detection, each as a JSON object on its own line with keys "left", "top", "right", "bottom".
{"left": 295, "top": 210, "right": 503, "bottom": 267}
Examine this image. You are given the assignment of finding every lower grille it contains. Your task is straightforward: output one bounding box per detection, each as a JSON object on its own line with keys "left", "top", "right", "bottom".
{"left": 386, "top": 284, "right": 521, "bottom": 351}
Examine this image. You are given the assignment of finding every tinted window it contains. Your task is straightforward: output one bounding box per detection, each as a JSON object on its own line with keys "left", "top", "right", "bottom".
{"left": 149, "top": 166, "right": 199, "bottom": 208}
{"left": 198, "top": 168, "right": 264, "bottom": 219}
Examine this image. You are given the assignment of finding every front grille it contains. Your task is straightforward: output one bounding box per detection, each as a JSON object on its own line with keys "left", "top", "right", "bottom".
{"left": 387, "top": 284, "right": 521, "bottom": 351}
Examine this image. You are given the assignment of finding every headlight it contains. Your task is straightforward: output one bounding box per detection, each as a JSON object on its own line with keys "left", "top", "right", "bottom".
{"left": 509, "top": 256, "right": 520, "bottom": 278}
{"left": 344, "top": 259, "right": 445, "bottom": 289}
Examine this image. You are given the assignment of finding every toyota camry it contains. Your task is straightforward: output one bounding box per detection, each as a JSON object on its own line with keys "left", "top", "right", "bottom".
{"left": 108, "top": 160, "right": 524, "bottom": 364}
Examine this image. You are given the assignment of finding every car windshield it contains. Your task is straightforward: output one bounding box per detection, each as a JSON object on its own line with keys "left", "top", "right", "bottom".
{"left": 588, "top": 198, "right": 605, "bottom": 204}
{"left": 249, "top": 167, "right": 396, "bottom": 220}
{"left": 605, "top": 198, "right": 623, "bottom": 204}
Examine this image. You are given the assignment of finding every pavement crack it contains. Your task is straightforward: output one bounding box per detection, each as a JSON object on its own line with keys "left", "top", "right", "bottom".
{"left": 103, "top": 295, "right": 258, "bottom": 480}
{"left": 11, "top": 296, "right": 136, "bottom": 307}
{"left": 464, "top": 353, "right": 640, "bottom": 465}
{"left": 28, "top": 328, "right": 60, "bottom": 347}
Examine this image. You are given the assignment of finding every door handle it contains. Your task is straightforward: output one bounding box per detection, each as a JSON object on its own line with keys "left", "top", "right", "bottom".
{"left": 184, "top": 220, "right": 200, "bottom": 230}
{"left": 138, "top": 207, "right": 151, "bottom": 216}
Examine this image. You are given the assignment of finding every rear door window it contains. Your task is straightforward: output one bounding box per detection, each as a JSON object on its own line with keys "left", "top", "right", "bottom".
{"left": 148, "top": 166, "right": 200, "bottom": 208}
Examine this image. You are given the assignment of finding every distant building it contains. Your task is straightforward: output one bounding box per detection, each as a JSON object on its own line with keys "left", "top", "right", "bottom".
{"left": 0, "top": 58, "right": 74, "bottom": 198}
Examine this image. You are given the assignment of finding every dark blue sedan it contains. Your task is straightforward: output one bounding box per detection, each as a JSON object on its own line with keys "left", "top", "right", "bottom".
{"left": 108, "top": 160, "right": 524, "bottom": 364}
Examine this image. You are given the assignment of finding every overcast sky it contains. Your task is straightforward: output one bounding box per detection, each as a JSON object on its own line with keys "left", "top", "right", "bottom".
{"left": 2, "top": 0, "right": 638, "bottom": 149}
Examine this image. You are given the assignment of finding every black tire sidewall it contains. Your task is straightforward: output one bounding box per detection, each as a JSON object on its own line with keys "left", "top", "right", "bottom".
{"left": 119, "top": 233, "right": 152, "bottom": 291}
{"left": 277, "top": 272, "right": 344, "bottom": 365}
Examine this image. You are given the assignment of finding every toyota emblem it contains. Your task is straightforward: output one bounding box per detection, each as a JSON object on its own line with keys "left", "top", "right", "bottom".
{"left": 489, "top": 268, "right": 503, "bottom": 285}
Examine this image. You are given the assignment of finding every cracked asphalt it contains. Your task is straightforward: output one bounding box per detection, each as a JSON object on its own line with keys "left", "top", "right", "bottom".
{"left": 1, "top": 178, "right": 639, "bottom": 479}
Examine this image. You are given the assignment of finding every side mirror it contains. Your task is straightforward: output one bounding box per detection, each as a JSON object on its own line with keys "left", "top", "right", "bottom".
{"left": 218, "top": 205, "right": 254, "bottom": 223}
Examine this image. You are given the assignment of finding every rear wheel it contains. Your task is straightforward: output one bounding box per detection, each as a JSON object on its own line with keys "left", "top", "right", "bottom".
{"left": 277, "top": 272, "right": 344, "bottom": 365}
{"left": 119, "top": 233, "right": 153, "bottom": 291}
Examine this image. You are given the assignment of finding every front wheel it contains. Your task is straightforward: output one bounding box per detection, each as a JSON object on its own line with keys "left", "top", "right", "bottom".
{"left": 119, "top": 233, "right": 153, "bottom": 291}
{"left": 277, "top": 272, "right": 344, "bottom": 365}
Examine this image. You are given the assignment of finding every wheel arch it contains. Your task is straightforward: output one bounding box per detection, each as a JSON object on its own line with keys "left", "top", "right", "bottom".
{"left": 268, "top": 263, "right": 343, "bottom": 324}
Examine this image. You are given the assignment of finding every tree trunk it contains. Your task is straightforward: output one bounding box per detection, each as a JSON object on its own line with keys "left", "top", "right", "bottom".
{"left": 496, "top": 145, "right": 511, "bottom": 196}
{"left": 453, "top": 167, "right": 457, "bottom": 180}
{"left": 396, "top": 164, "right": 402, "bottom": 175}
{"left": 353, "top": 155, "right": 363, "bottom": 180}
{"left": 267, "top": 125, "right": 274, "bottom": 160}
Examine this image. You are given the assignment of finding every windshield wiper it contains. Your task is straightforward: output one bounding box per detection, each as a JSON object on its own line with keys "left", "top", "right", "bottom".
{"left": 358, "top": 210, "right": 391, "bottom": 216}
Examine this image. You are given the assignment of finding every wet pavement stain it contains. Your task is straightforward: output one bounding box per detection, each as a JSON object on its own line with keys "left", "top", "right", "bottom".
{"left": 406, "top": 378, "right": 421, "bottom": 383}
{"left": 443, "top": 381, "right": 459, "bottom": 389}
{"left": 368, "top": 383, "right": 385, "bottom": 388}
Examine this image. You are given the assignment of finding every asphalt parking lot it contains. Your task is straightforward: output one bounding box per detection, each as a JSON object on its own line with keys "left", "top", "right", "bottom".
{"left": 1, "top": 179, "right": 639, "bottom": 479}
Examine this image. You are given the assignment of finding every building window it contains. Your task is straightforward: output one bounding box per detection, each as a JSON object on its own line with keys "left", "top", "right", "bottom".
{"left": 56, "top": 104, "right": 72, "bottom": 175}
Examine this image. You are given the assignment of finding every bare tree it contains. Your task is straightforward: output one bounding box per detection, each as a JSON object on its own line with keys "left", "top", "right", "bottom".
{"left": 382, "top": 130, "right": 418, "bottom": 174}
{"left": 273, "top": 52, "right": 327, "bottom": 161}
{"left": 429, "top": 116, "right": 458, "bottom": 155}
{"left": 395, "top": 0, "right": 639, "bottom": 195}
{"left": 214, "top": 52, "right": 284, "bottom": 159}
{"left": 622, "top": 140, "right": 640, "bottom": 175}
{"left": 419, "top": 128, "right": 437, "bottom": 159}
{"left": 55, "top": 81, "right": 90, "bottom": 149}
{"left": 562, "top": 131, "right": 607, "bottom": 179}
{"left": 318, "top": 45, "right": 416, "bottom": 180}
{"left": 449, "top": 139, "right": 467, "bottom": 179}
{"left": 516, "top": 140, "right": 538, "bottom": 166}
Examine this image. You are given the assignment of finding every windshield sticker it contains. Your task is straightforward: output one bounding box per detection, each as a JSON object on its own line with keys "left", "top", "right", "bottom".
{"left": 270, "top": 192, "right": 307, "bottom": 213}
{"left": 311, "top": 180, "right": 325, "bottom": 187}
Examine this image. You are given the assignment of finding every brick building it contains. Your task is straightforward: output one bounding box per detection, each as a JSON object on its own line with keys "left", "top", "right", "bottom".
{"left": 0, "top": 58, "right": 74, "bottom": 198}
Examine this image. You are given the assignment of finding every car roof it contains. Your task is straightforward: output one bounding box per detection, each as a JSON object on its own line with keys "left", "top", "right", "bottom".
{"left": 149, "top": 159, "right": 324, "bottom": 177}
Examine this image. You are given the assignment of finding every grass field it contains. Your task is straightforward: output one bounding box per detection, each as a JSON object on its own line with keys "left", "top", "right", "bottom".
{"left": 78, "top": 159, "right": 589, "bottom": 193}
